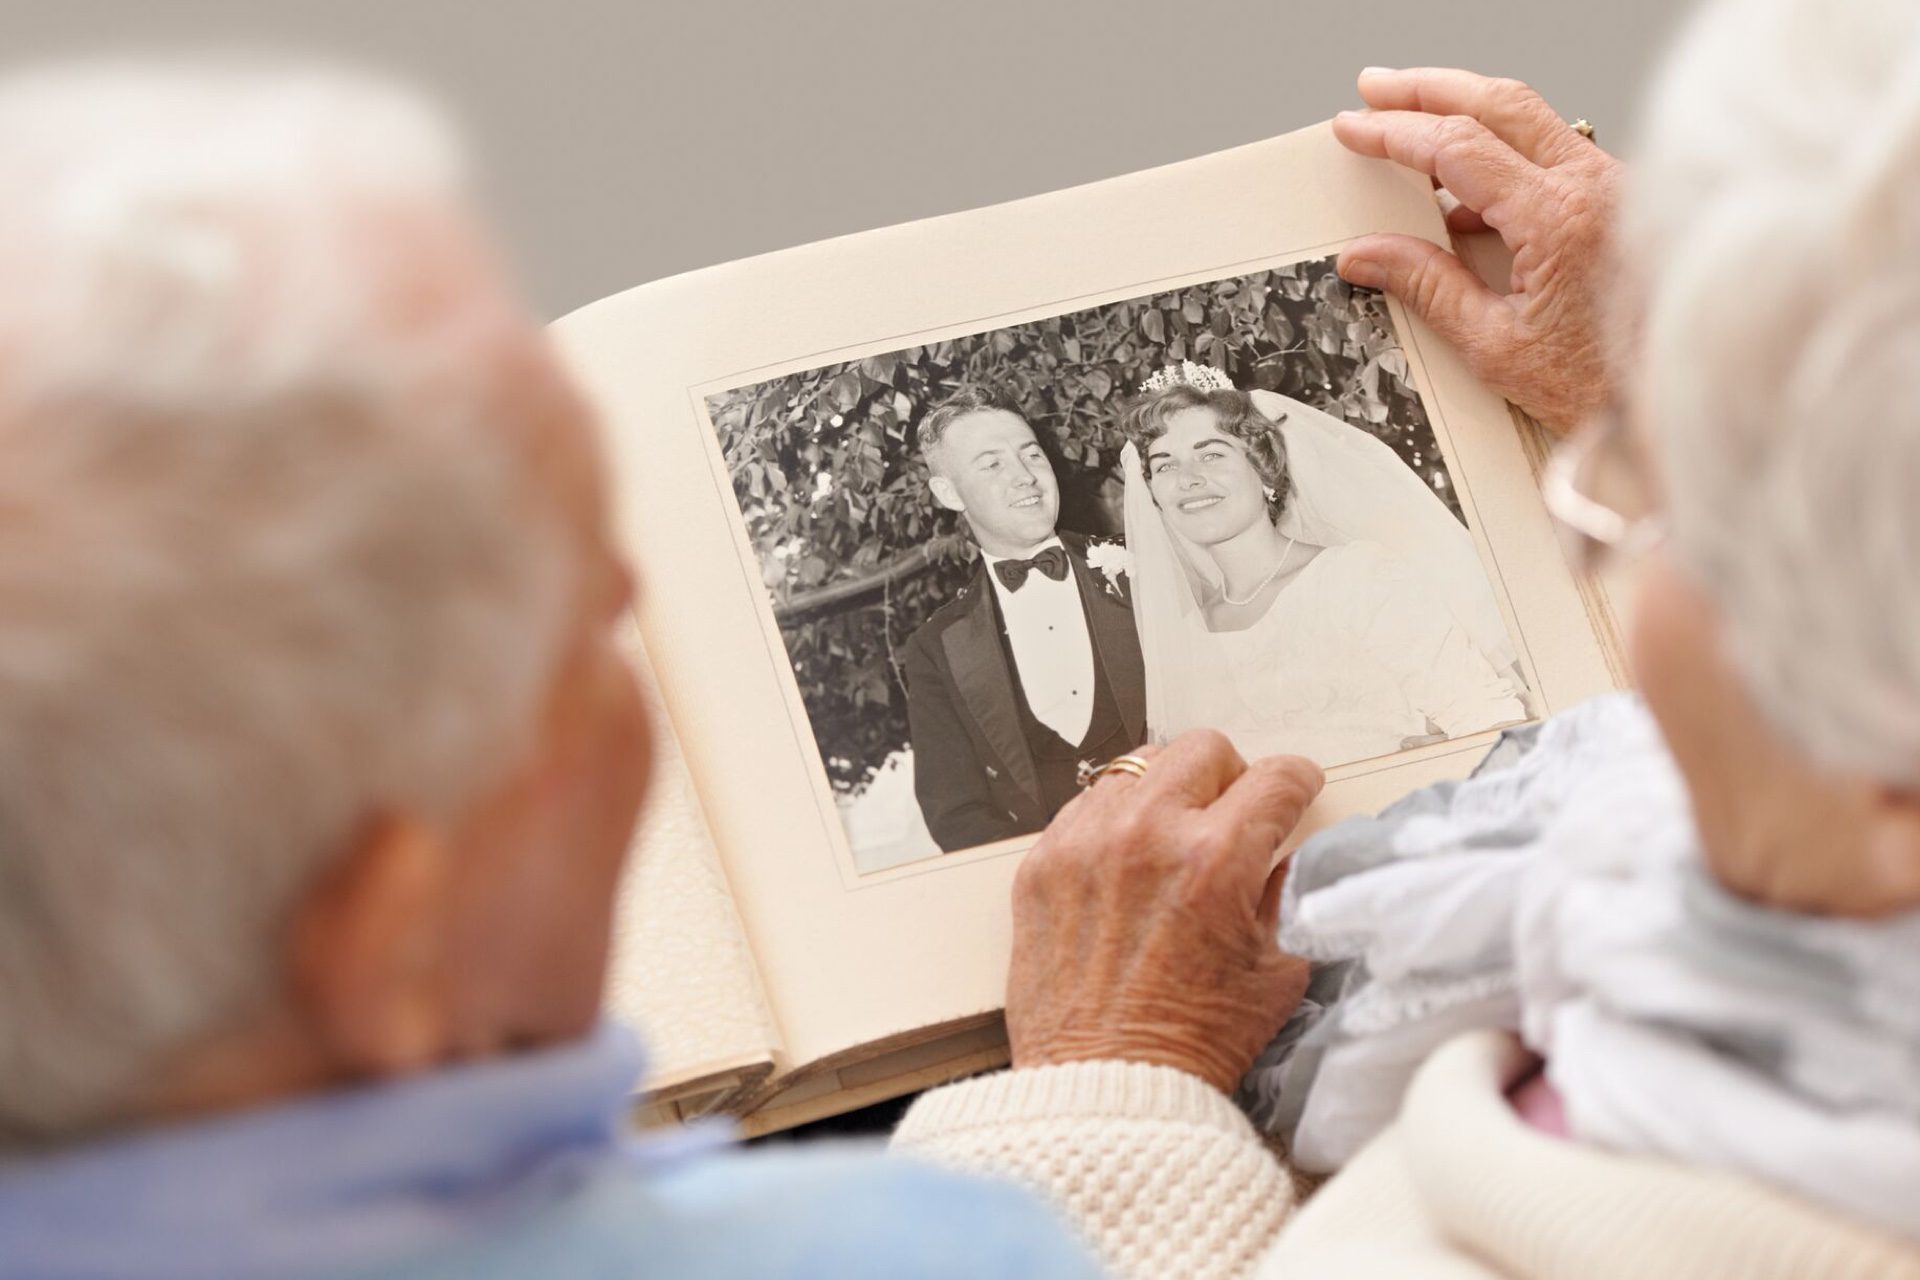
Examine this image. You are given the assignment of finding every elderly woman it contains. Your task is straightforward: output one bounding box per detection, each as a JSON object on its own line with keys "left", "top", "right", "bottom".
{"left": 891, "top": 0, "right": 1920, "bottom": 1276}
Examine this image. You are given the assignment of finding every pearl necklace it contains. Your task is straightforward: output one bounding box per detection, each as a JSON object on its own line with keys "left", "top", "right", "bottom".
{"left": 1219, "top": 536, "right": 1298, "bottom": 606}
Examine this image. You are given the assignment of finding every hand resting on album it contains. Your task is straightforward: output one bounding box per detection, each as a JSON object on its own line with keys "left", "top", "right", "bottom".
{"left": 1003, "top": 730, "right": 1322, "bottom": 1096}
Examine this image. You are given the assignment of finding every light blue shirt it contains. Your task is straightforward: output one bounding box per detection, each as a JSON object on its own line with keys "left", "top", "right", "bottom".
{"left": 0, "top": 1025, "right": 1099, "bottom": 1279}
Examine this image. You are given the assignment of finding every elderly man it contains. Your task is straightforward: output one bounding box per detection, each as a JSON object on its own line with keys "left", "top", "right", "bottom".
{"left": 0, "top": 65, "right": 1104, "bottom": 1278}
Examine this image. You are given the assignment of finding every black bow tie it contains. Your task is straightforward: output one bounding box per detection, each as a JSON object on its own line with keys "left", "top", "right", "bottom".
{"left": 993, "top": 545, "right": 1069, "bottom": 592}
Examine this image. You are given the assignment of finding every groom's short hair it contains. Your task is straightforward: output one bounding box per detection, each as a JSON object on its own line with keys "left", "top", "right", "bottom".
{"left": 916, "top": 384, "right": 1026, "bottom": 474}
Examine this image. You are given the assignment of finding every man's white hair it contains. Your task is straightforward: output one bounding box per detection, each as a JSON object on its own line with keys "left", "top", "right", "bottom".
{"left": 1624, "top": 0, "right": 1920, "bottom": 781}
{"left": 0, "top": 63, "right": 575, "bottom": 1142}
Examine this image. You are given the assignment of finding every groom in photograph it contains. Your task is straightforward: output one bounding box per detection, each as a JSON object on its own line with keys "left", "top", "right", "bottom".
{"left": 903, "top": 386, "right": 1146, "bottom": 852}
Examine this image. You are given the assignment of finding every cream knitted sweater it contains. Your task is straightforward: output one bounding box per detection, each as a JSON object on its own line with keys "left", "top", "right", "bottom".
{"left": 892, "top": 1031, "right": 1920, "bottom": 1280}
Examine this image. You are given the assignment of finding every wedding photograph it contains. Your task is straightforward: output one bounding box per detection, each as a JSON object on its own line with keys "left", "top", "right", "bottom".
{"left": 703, "top": 254, "right": 1532, "bottom": 874}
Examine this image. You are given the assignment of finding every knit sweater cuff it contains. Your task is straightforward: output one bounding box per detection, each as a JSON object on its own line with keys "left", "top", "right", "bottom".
{"left": 893, "top": 1061, "right": 1294, "bottom": 1280}
{"left": 898, "top": 1058, "right": 1253, "bottom": 1139}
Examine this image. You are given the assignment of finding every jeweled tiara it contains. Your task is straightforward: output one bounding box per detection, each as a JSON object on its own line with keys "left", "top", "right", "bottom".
{"left": 1137, "top": 360, "right": 1235, "bottom": 395}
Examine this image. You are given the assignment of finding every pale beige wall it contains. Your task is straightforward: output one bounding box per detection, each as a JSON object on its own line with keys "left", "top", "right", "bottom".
{"left": 0, "top": 0, "right": 1685, "bottom": 317}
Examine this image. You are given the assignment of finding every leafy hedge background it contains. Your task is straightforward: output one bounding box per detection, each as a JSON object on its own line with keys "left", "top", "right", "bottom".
{"left": 704, "top": 254, "right": 1457, "bottom": 798}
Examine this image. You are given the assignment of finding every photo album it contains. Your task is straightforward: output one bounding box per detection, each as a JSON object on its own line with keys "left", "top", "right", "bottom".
{"left": 550, "top": 121, "right": 1629, "bottom": 1134}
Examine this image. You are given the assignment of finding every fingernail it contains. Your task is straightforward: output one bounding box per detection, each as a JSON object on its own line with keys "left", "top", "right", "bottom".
{"left": 1360, "top": 66, "right": 1397, "bottom": 77}
{"left": 1339, "top": 256, "right": 1384, "bottom": 288}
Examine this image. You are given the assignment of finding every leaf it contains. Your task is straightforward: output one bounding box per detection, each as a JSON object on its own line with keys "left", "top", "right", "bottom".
{"left": 1084, "top": 368, "right": 1113, "bottom": 400}
{"left": 1140, "top": 310, "right": 1165, "bottom": 343}
{"left": 829, "top": 371, "right": 862, "bottom": 411}
{"left": 1360, "top": 355, "right": 1383, "bottom": 403}
{"left": 1062, "top": 336, "right": 1082, "bottom": 363}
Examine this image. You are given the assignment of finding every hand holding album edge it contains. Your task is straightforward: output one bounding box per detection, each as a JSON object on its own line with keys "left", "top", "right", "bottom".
{"left": 1331, "top": 67, "right": 1623, "bottom": 434}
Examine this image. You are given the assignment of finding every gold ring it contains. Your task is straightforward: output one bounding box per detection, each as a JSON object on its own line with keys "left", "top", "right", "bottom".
{"left": 1570, "top": 118, "right": 1596, "bottom": 142}
{"left": 1078, "top": 754, "right": 1151, "bottom": 788}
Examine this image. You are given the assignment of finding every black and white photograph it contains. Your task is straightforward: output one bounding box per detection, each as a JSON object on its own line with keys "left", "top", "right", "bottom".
{"left": 705, "top": 255, "right": 1532, "bottom": 873}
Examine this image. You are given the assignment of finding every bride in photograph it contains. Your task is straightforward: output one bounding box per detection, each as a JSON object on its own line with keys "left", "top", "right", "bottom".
{"left": 1120, "top": 361, "right": 1528, "bottom": 765}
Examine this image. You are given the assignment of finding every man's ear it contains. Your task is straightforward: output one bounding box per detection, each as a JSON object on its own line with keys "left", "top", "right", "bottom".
{"left": 1862, "top": 787, "right": 1920, "bottom": 912}
{"left": 288, "top": 815, "right": 455, "bottom": 1078}
{"left": 928, "top": 473, "right": 966, "bottom": 513}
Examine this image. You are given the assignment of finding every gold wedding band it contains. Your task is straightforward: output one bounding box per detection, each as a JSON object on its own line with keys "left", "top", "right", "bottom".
{"left": 1569, "top": 118, "right": 1596, "bottom": 142}
{"left": 1080, "top": 753, "right": 1151, "bottom": 787}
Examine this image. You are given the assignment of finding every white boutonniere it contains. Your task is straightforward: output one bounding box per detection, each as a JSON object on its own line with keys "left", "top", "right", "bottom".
{"left": 1082, "top": 539, "right": 1132, "bottom": 599}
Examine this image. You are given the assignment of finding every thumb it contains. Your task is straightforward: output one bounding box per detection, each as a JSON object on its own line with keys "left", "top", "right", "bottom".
{"left": 1257, "top": 856, "right": 1290, "bottom": 932}
{"left": 1338, "top": 234, "right": 1512, "bottom": 361}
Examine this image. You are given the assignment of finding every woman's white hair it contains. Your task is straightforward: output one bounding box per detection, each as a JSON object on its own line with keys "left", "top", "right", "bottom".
{"left": 1625, "top": 0, "right": 1920, "bottom": 781}
{"left": 0, "top": 62, "right": 575, "bottom": 1142}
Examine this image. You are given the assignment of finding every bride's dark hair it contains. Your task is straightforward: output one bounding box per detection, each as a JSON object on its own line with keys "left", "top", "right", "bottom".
{"left": 1120, "top": 384, "right": 1292, "bottom": 521}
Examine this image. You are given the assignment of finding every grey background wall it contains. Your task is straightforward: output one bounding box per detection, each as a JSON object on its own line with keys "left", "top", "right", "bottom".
{"left": 0, "top": 1, "right": 1686, "bottom": 318}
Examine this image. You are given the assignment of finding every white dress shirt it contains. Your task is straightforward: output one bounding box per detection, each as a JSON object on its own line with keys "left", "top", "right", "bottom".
{"left": 982, "top": 538, "right": 1095, "bottom": 747}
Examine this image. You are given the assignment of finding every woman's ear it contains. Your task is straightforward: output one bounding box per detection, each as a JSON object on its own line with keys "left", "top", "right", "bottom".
{"left": 1861, "top": 787, "right": 1920, "bottom": 914}
{"left": 288, "top": 815, "right": 456, "bottom": 1078}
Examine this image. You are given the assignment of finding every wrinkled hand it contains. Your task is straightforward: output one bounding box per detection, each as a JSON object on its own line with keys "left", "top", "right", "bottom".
{"left": 1332, "top": 68, "right": 1624, "bottom": 434}
{"left": 1006, "top": 730, "right": 1323, "bottom": 1095}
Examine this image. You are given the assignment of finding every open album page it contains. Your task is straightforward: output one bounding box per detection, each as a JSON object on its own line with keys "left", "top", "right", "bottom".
{"left": 604, "top": 621, "right": 782, "bottom": 1107}
{"left": 552, "top": 122, "right": 1623, "bottom": 1080}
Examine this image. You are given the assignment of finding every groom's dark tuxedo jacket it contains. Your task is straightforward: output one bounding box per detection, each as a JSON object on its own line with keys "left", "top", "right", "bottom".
{"left": 903, "top": 531, "right": 1146, "bottom": 852}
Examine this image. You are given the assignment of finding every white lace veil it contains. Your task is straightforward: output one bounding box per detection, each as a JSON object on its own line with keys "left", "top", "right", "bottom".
{"left": 1122, "top": 388, "right": 1519, "bottom": 743}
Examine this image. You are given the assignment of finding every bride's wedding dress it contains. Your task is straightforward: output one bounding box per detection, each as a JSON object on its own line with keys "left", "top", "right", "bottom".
{"left": 1123, "top": 391, "right": 1528, "bottom": 766}
{"left": 1181, "top": 539, "right": 1526, "bottom": 763}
